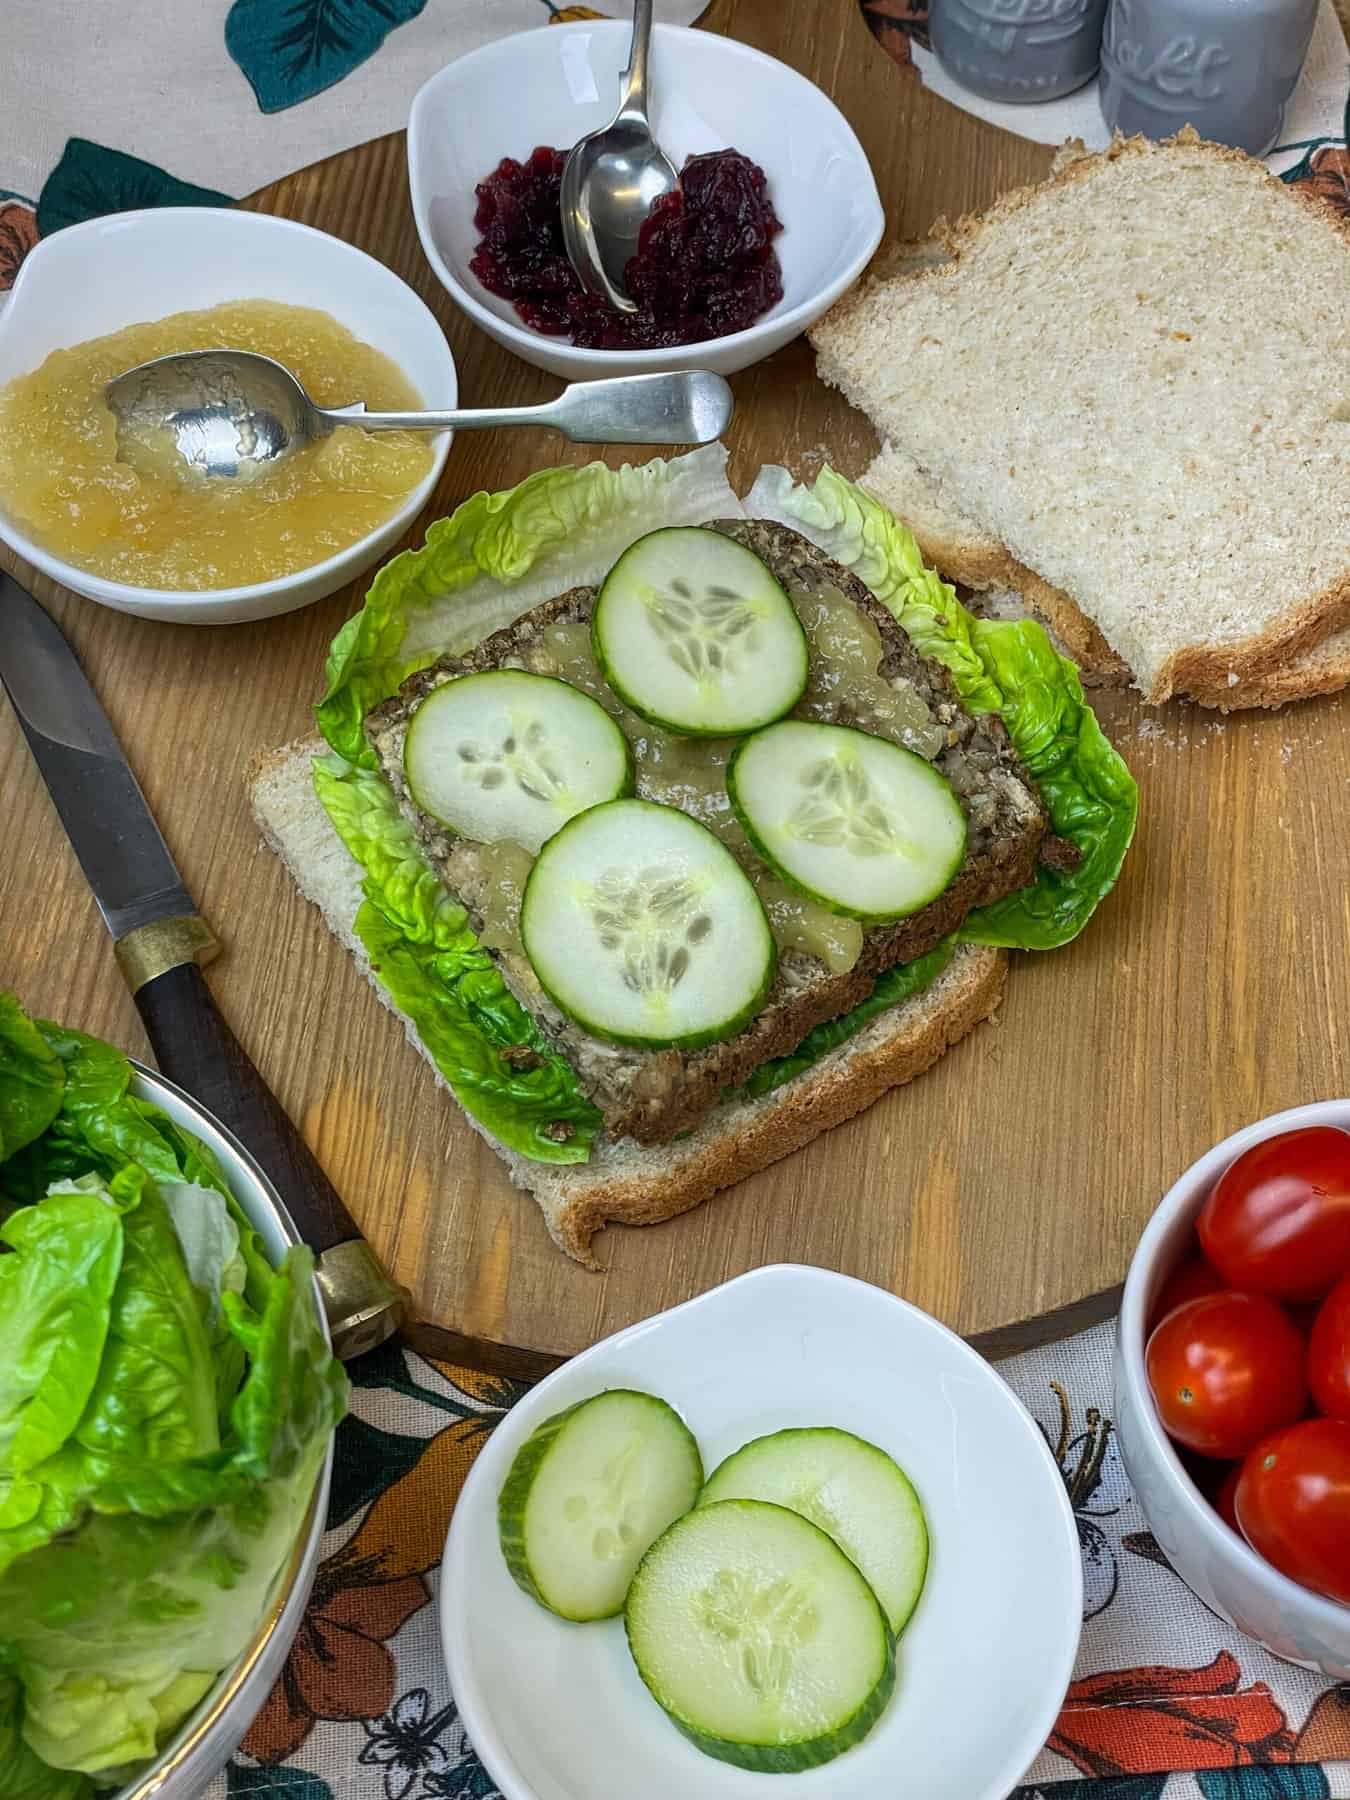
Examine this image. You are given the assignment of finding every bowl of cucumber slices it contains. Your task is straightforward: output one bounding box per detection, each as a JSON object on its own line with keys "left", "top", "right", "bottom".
{"left": 441, "top": 1264, "right": 1082, "bottom": 1799}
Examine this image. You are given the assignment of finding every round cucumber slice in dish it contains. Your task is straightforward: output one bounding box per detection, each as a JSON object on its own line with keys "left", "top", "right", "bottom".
{"left": 498, "top": 1389, "right": 703, "bottom": 1621}
{"left": 625, "top": 1499, "right": 896, "bottom": 1772}
{"left": 404, "top": 670, "right": 632, "bottom": 853}
{"left": 592, "top": 527, "right": 809, "bottom": 736}
{"left": 729, "top": 719, "right": 967, "bottom": 921}
{"left": 699, "top": 1427, "right": 929, "bottom": 1635}
{"left": 519, "top": 799, "right": 775, "bottom": 1049}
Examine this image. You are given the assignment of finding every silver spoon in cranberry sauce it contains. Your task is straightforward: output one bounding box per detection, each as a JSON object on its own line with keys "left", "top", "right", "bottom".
{"left": 559, "top": 0, "right": 680, "bottom": 315}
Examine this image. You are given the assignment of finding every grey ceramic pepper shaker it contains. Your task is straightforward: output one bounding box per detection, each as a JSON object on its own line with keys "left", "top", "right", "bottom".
{"left": 930, "top": 0, "right": 1109, "bottom": 104}
{"left": 1099, "top": 0, "right": 1319, "bottom": 156}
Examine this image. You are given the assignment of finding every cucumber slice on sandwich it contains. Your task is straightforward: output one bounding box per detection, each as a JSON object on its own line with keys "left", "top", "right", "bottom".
{"left": 520, "top": 799, "right": 775, "bottom": 1049}
{"left": 729, "top": 719, "right": 967, "bottom": 921}
{"left": 499, "top": 1389, "right": 703, "bottom": 1621}
{"left": 404, "top": 670, "right": 632, "bottom": 853}
{"left": 625, "top": 1499, "right": 896, "bottom": 1771}
{"left": 699, "top": 1427, "right": 929, "bottom": 1634}
{"left": 592, "top": 527, "right": 809, "bottom": 736}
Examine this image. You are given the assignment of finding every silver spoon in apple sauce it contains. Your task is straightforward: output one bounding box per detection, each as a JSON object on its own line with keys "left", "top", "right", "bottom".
{"left": 105, "top": 349, "right": 733, "bottom": 482}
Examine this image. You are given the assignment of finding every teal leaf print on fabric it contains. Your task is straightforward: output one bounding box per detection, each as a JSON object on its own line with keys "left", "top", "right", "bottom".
{"left": 36, "top": 139, "right": 232, "bottom": 238}
{"left": 226, "top": 0, "right": 428, "bottom": 114}
{"left": 228, "top": 1762, "right": 336, "bottom": 1800}
{"left": 329, "top": 1413, "right": 430, "bottom": 1527}
{"left": 1013, "top": 1779, "right": 1168, "bottom": 1799}
{"left": 1197, "top": 1768, "right": 1332, "bottom": 1799}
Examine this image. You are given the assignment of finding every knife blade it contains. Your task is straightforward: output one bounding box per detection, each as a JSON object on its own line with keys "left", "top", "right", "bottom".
{"left": 0, "top": 571, "right": 408, "bottom": 1359}
{"left": 1, "top": 577, "right": 199, "bottom": 940}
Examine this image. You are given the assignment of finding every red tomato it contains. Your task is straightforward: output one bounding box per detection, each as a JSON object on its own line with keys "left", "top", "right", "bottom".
{"left": 1235, "top": 1418, "right": 1350, "bottom": 1605}
{"left": 1308, "top": 1273, "right": 1350, "bottom": 1424}
{"left": 1145, "top": 1291, "right": 1308, "bottom": 1458}
{"left": 1151, "top": 1252, "right": 1225, "bottom": 1327}
{"left": 1198, "top": 1126, "right": 1350, "bottom": 1302}
{"left": 1213, "top": 1464, "right": 1242, "bottom": 1535}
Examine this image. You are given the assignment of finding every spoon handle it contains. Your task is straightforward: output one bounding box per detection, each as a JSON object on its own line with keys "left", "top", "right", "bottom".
{"left": 315, "top": 401, "right": 561, "bottom": 432}
{"left": 619, "top": 0, "right": 655, "bottom": 119}
{"left": 313, "top": 370, "right": 732, "bottom": 446}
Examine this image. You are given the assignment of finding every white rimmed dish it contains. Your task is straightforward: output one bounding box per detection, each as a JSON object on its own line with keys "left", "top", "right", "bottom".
{"left": 0, "top": 208, "right": 456, "bottom": 624}
{"left": 408, "top": 24, "right": 884, "bottom": 381}
{"left": 441, "top": 1263, "right": 1082, "bottom": 1800}
{"left": 95, "top": 1062, "right": 333, "bottom": 1800}
{"left": 1115, "top": 1100, "right": 1350, "bottom": 1679}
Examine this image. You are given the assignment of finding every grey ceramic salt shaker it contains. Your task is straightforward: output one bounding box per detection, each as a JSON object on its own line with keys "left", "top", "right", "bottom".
{"left": 929, "top": 0, "right": 1109, "bottom": 104}
{"left": 1099, "top": 0, "right": 1319, "bottom": 156}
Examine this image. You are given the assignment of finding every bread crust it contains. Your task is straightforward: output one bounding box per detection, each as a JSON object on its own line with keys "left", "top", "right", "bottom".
{"left": 536, "top": 945, "right": 1006, "bottom": 1262}
{"left": 812, "top": 129, "right": 1350, "bottom": 705}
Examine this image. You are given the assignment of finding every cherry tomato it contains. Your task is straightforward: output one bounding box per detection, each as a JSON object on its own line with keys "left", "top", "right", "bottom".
{"left": 1212, "top": 1464, "right": 1242, "bottom": 1535}
{"left": 1146, "top": 1291, "right": 1308, "bottom": 1458}
{"left": 1235, "top": 1418, "right": 1350, "bottom": 1605}
{"left": 1151, "top": 1252, "right": 1225, "bottom": 1328}
{"left": 1198, "top": 1126, "right": 1350, "bottom": 1302}
{"left": 1308, "top": 1273, "right": 1350, "bottom": 1424}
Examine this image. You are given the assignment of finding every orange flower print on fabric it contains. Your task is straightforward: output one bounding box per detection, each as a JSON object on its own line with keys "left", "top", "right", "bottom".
{"left": 1293, "top": 145, "right": 1350, "bottom": 223}
{"left": 1048, "top": 1652, "right": 1296, "bottom": 1777}
{"left": 243, "top": 1544, "right": 431, "bottom": 1764}
{"left": 0, "top": 200, "right": 38, "bottom": 291}
{"left": 860, "top": 0, "right": 930, "bottom": 69}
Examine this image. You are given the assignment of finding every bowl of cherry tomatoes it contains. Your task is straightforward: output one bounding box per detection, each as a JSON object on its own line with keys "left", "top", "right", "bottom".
{"left": 1115, "top": 1102, "right": 1350, "bottom": 1677}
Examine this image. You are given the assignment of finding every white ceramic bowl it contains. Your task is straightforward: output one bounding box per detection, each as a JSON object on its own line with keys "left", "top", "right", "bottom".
{"left": 0, "top": 208, "right": 456, "bottom": 624}
{"left": 408, "top": 24, "right": 884, "bottom": 380}
{"left": 1115, "top": 1100, "right": 1350, "bottom": 1679}
{"left": 441, "top": 1264, "right": 1082, "bottom": 1800}
{"left": 99, "top": 1062, "right": 334, "bottom": 1800}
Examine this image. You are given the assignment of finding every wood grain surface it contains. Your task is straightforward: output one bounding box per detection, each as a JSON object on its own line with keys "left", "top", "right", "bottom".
{"left": 3, "top": 0, "right": 1348, "bottom": 1368}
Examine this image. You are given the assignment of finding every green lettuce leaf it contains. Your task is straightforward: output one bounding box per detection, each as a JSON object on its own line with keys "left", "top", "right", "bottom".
{"left": 746, "top": 465, "right": 1138, "bottom": 950}
{"left": 0, "top": 1672, "right": 89, "bottom": 1800}
{"left": 315, "top": 755, "right": 600, "bottom": 1163}
{"left": 143, "top": 1110, "right": 273, "bottom": 1315}
{"left": 0, "top": 1182, "right": 124, "bottom": 1479}
{"left": 0, "top": 997, "right": 64, "bottom": 1166}
{"left": 740, "top": 940, "right": 956, "bottom": 1099}
{"left": 316, "top": 445, "right": 742, "bottom": 766}
{"left": 0, "top": 1167, "right": 222, "bottom": 1577}
{"left": 15, "top": 1024, "right": 186, "bottom": 1191}
{"left": 161, "top": 1181, "right": 249, "bottom": 1428}
{"left": 74, "top": 1171, "right": 221, "bottom": 1472}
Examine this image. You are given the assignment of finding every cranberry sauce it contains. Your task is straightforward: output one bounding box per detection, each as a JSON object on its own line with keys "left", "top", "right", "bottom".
{"left": 470, "top": 146, "right": 783, "bottom": 350}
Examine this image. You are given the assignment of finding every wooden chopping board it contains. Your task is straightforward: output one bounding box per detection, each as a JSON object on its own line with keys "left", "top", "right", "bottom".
{"left": 4, "top": 0, "right": 1348, "bottom": 1373}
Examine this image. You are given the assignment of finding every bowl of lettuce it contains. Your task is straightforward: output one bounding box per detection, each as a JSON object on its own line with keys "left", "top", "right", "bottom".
{"left": 0, "top": 995, "right": 348, "bottom": 1798}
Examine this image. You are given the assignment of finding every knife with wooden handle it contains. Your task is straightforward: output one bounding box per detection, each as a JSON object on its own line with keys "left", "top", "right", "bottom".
{"left": 0, "top": 571, "right": 409, "bottom": 1360}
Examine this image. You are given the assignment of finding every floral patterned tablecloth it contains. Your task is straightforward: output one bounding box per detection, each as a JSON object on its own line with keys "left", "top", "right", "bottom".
{"left": 201, "top": 1326, "right": 1350, "bottom": 1800}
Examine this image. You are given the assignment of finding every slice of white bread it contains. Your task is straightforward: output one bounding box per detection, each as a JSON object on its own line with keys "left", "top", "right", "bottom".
{"left": 862, "top": 440, "right": 1350, "bottom": 709}
{"left": 249, "top": 738, "right": 1006, "bottom": 1265}
{"left": 862, "top": 441, "right": 1131, "bottom": 686}
{"left": 812, "top": 132, "right": 1350, "bottom": 704}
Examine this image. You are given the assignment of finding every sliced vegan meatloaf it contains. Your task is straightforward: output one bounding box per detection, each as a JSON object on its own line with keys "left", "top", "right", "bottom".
{"left": 365, "top": 521, "right": 1061, "bottom": 1144}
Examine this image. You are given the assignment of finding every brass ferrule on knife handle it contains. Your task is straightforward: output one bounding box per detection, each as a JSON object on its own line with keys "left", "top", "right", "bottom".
{"left": 114, "top": 913, "right": 222, "bottom": 994}
{"left": 315, "top": 1240, "right": 414, "bottom": 1361}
